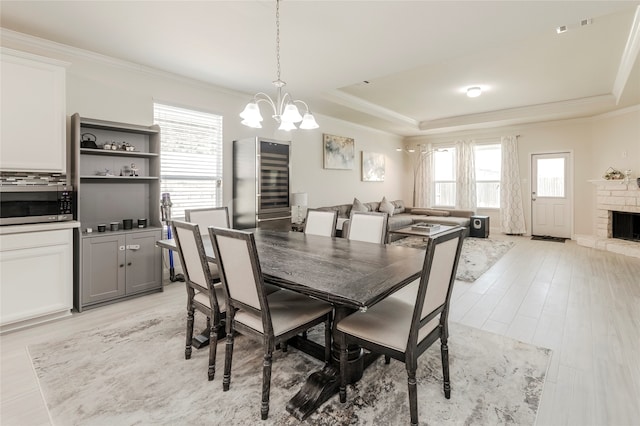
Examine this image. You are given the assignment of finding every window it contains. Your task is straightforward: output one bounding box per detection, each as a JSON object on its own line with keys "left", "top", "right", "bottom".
{"left": 474, "top": 144, "right": 501, "bottom": 208}
{"left": 154, "top": 103, "right": 223, "bottom": 220}
{"left": 433, "top": 148, "right": 456, "bottom": 207}
{"left": 536, "top": 157, "right": 565, "bottom": 197}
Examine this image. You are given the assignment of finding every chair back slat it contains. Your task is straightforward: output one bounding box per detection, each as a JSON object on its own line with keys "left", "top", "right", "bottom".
{"left": 304, "top": 209, "right": 338, "bottom": 237}
{"left": 185, "top": 207, "right": 230, "bottom": 235}
{"left": 347, "top": 211, "right": 388, "bottom": 244}
{"left": 210, "top": 229, "right": 262, "bottom": 311}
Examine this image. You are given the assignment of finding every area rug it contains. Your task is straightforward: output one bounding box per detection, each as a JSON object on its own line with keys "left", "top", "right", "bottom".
{"left": 391, "top": 237, "right": 515, "bottom": 282}
{"left": 29, "top": 301, "right": 550, "bottom": 425}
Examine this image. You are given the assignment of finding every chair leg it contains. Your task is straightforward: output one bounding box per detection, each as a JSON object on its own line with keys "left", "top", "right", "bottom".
{"left": 384, "top": 355, "right": 391, "bottom": 364}
{"left": 339, "top": 333, "right": 347, "bottom": 403}
{"left": 185, "top": 308, "right": 194, "bottom": 360}
{"left": 324, "top": 314, "right": 331, "bottom": 364}
{"left": 441, "top": 339, "right": 451, "bottom": 399}
{"left": 223, "top": 330, "right": 234, "bottom": 391}
{"left": 208, "top": 321, "right": 218, "bottom": 381}
{"left": 407, "top": 366, "right": 418, "bottom": 426}
{"left": 261, "top": 351, "right": 273, "bottom": 420}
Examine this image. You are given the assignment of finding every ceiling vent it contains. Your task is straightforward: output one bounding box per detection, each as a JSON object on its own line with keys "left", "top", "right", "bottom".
{"left": 556, "top": 25, "right": 568, "bottom": 34}
{"left": 580, "top": 18, "right": 593, "bottom": 27}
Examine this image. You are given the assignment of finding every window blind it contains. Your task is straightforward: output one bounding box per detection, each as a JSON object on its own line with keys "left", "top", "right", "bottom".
{"left": 154, "top": 103, "right": 223, "bottom": 220}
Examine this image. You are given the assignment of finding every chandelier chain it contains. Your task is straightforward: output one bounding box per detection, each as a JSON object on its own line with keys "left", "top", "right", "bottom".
{"left": 275, "top": 0, "right": 281, "bottom": 82}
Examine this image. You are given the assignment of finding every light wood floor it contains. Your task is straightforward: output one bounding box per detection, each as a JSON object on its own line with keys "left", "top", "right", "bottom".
{"left": 1, "top": 235, "right": 639, "bottom": 425}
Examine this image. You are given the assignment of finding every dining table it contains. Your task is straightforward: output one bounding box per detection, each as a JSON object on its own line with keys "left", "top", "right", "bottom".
{"left": 157, "top": 228, "right": 426, "bottom": 420}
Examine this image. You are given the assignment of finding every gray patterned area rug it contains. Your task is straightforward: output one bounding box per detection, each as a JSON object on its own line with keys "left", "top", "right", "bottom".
{"left": 391, "top": 237, "right": 515, "bottom": 282}
{"left": 29, "top": 301, "right": 550, "bottom": 425}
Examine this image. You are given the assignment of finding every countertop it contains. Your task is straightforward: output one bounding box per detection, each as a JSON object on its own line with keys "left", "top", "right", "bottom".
{"left": 0, "top": 221, "right": 81, "bottom": 236}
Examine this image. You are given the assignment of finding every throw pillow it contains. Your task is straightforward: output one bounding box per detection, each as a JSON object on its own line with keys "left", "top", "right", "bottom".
{"left": 352, "top": 197, "right": 368, "bottom": 213}
{"left": 379, "top": 196, "right": 395, "bottom": 216}
{"left": 392, "top": 200, "right": 405, "bottom": 214}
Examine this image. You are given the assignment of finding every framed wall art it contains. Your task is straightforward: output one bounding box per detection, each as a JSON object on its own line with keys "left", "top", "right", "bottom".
{"left": 362, "top": 151, "right": 385, "bottom": 182}
{"left": 323, "top": 133, "right": 355, "bottom": 170}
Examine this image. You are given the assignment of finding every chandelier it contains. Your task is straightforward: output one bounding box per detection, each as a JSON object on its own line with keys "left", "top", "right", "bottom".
{"left": 239, "top": 0, "right": 319, "bottom": 131}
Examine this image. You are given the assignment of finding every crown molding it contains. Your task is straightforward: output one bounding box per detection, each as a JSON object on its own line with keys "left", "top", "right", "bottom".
{"left": 417, "top": 95, "right": 616, "bottom": 133}
{"left": 591, "top": 103, "right": 640, "bottom": 120}
{"left": 613, "top": 5, "right": 640, "bottom": 103}
{"left": 322, "top": 89, "right": 419, "bottom": 128}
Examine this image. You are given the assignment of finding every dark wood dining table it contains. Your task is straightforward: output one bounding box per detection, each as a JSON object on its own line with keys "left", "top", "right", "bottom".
{"left": 157, "top": 229, "right": 426, "bottom": 420}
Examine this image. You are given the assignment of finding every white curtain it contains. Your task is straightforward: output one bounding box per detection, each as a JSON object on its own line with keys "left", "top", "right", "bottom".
{"left": 500, "top": 135, "right": 526, "bottom": 234}
{"left": 455, "top": 139, "right": 477, "bottom": 210}
{"left": 414, "top": 144, "right": 433, "bottom": 207}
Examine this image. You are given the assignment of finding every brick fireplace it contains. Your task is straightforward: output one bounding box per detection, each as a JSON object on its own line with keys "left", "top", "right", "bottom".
{"left": 576, "top": 180, "right": 640, "bottom": 259}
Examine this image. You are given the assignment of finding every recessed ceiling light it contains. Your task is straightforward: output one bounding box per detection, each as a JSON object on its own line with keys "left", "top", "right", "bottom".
{"left": 556, "top": 25, "right": 568, "bottom": 34}
{"left": 466, "top": 86, "right": 482, "bottom": 98}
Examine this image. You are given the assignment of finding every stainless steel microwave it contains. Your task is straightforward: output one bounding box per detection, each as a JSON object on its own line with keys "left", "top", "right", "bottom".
{"left": 0, "top": 185, "right": 74, "bottom": 226}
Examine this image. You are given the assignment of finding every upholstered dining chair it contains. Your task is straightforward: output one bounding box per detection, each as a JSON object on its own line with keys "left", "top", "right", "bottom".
{"left": 304, "top": 208, "right": 338, "bottom": 237}
{"left": 336, "top": 226, "right": 465, "bottom": 426}
{"left": 345, "top": 211, "right": 388, "bottom": 244}
{"left": 184, "top": 207, "right": 230, "bottom": 284}
{"left": 171, "top": 220, "right": 226, "bottom": 381}
{"left": 185, "top": 206, "right": 230, "bottom": 235}
{"left": 208, "top": 226, "right": 333, "bottom": 420}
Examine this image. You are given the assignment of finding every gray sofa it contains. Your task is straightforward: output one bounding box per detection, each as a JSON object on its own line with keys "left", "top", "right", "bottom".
{"left": 317, "top": 199, "right": 474, "bottom": 241}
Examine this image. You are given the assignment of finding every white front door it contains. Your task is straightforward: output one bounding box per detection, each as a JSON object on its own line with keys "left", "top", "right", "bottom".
{"left": 531, "top": 152, "right": 572, "bottom": 238}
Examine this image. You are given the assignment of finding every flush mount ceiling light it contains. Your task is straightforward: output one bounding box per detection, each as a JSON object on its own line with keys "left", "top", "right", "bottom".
{"left": 239, "top": 0, "right": 318, "bottom": 131}
{"left": 466, "top": 86, "right": 482, "bottom": 98}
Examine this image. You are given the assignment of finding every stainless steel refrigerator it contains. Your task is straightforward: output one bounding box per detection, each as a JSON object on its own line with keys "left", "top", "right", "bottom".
{"left": 232, "top": 137, "right": 291, "bottom": 230}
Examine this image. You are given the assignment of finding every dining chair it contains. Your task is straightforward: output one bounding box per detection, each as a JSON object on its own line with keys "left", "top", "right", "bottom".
{"left": 171, "top": 220, "right": 226, "bottom": 381}
{"left": 208, "top": 226, "right": 333, "bottom": 420}
{"left": 185, "top": 206, "right": 230, "bottom": 235}
{"left": 336, "top": 226, "right": 465, "bottom": 426}
{"left": 184, "top": 207, "right": 229, "bottom": 282}
{"left": 345, "top": 211, "right": 388, "bottom": 244}
{"left": 303, "top": 208, "right": 338, "bottom": 237}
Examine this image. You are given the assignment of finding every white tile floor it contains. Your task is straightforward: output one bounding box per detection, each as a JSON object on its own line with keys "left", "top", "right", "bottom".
{"left": 1, "top": 235, "right": 639, "bottom": 425}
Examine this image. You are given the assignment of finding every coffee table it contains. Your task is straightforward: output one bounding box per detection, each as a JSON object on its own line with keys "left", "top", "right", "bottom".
{"left": 390, "top": 223, "right": 457, "bottom": 239}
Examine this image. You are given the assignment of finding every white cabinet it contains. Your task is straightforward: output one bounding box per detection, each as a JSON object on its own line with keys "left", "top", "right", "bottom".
{"left": 0, "top": 229, "right": 73, "bottom": 332}
{"left": 0, "top": 48, "right": 68, "bottom": 173}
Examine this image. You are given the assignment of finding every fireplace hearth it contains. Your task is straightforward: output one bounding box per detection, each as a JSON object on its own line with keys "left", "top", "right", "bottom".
{"left": 612, "top": 211, "right": 640, "bottom": 242}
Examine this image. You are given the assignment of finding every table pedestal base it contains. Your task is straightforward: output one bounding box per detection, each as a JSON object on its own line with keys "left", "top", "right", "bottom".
{"left": 285, "top": 346, "right": 379, "bottom": 420}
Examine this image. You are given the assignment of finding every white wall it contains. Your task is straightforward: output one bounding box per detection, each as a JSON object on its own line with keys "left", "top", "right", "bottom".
{"left": 1, "top": 33, "right": 406, "bottom": 216}
{"left": 406, "top": 106, "right": 640, "bottom": 236}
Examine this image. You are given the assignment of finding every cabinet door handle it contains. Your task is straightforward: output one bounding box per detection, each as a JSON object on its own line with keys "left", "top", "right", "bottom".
{"left": 119, "top": 246, "right": 126, "bottom": 251}
{"left": 119, "top": 264, "right": 124, "bottom": 268}
{"left": 127, "top": 262, "right": 132, "bottom": 266}
{"left": 126, "top": 244, "right": 141, "bottom": 250}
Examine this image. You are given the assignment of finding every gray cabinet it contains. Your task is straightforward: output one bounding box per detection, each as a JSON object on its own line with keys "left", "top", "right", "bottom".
{"left": 79, "top": 229, "right": 161, "bottom": 310}
{"left": 71, "top": 114, "right": 163, "bottom": 312}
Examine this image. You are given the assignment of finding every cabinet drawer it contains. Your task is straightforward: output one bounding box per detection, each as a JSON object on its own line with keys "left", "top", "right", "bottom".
{"left": 0, "top": 229, "right": 71, "bottom": 251}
